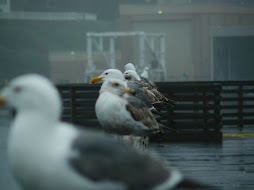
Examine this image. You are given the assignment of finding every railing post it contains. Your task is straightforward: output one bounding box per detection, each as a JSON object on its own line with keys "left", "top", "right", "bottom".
{"left": 214, "top": 85, "right": 222, "bottom": 133}
{"left": 203, "top": 89, "right": 208, "bottom": 132}
{"left": 238, "top": 85, "right": 243, "bottom": 130}
{"left": 70, "top": 87, "right": 76, "bottom": 123}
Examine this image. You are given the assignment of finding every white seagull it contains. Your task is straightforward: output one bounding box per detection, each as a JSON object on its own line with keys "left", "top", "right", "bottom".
{"left": 141, "top": 66, "right": 150, "bottom": 79}
{"left": 124, "top": 62, "right": 136, "bottom": 72}
{"left": 0, "top": 74, "right": 211, "bottom": 190}
{"left": 123, "top": 63, "right": 154, "bottom": 88}
{"left": 95, "top": 78, "right": 163, "bottom": 136}
{"left": 90, "top": 69, "right": 162, "bottom": 119}
{"left": 123, "top": 69, "right": 176, "bottom": 110}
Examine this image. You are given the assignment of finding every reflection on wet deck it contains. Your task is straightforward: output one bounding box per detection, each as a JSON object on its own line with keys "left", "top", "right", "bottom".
{"left": 0, "top": 112, "right": 254, "bottom": 190}
{"left": 150, "top": 135, "right": 254, "bottom": 190}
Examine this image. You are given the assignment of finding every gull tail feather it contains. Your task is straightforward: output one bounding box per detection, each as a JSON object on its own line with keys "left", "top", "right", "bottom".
{"left": 159, "top": 124, "right": 179, "bottom": 134}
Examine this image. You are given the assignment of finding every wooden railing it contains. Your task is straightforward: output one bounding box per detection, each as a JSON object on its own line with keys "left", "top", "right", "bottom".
{"left": 57, "top": 81, "right": 254, "bottom": 142}
{"left": 218, "top": 81, "right": 254, "bottom": 129}
{"left": 152, "top": 82, "right": 222, "bottom": 141}
{"left": 57, "top": 82, "right": 223, "bottom": 142}
{"left": 58, "top": 84, "right": 101, "bottom": 127}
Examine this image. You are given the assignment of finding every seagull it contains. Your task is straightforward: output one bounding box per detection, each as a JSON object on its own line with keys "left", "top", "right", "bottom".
{"left": 124, "top": 62, "right": 136, "bottom": 72}
{"left": 123, "top": 69, "right": 176, "bottom": 110}
{"left": 95, "top": 78, "right": 163, "bottom": 136}
{"left": 0, "top": 74, "right": 212, "bottom": 190}
{"left": 90, "top": 69, "right": 162, "bottom": 119}
{"left": 123, "top": 63, "right": 156, "bottom": 89}
{"left": 141, "top": 66, "right": 149, "bottom": 79}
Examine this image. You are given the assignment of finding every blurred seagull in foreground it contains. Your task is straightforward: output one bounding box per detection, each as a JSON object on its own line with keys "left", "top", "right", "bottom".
{"left": 0, "top": 74, "right": 214, "bottom": 190}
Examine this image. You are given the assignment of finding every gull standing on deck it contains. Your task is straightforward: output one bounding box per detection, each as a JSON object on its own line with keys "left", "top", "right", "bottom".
{"left": 123, "top": 63, "right": 154, "bottom": 86}
{"left": 141, "top": 66, "right": 150, "bottom": 79}
{"left": 90, "top": 69, "right": 162, "bottom": 119}
{"left": 95, "top": 79, "right": 163, "bottom": 137}
{"left": 123, "top": 69, "right": 176, "bottom": 110}
{"left": 0, "top": 74, "right": 212, "bottom": 190}
{"left": 124, "top": 62, "right": 136, "bottom": 72}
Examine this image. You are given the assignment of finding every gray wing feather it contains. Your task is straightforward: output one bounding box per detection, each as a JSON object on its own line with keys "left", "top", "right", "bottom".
{"left": 127, "top": 82, "right": 153, "bottom": 108}
{"left": 69, "top": 132, "right": 169, "bottom": 190}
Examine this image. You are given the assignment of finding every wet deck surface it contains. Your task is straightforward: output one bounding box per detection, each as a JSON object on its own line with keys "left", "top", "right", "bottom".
{"left": 0, "top": 111, "right": 254, "bottom": 190}
{"left": 150, "top": 136, "right": 254, "bottom": 190}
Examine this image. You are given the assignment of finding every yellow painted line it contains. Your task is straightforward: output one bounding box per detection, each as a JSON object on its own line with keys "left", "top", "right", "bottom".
{"left": 223, "top": 133, "right": 254, "bottom": 137}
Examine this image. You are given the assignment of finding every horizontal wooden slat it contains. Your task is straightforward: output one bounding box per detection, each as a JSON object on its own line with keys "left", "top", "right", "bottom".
{"left": 222, "top": 119, "right": 254, "bottom": 125}
{"left": 74, "top": 101, "right": 96, "bottom": 107}
{"left": 165, "top": 113, "right": 217, "bottom": 120}
{"left": 222, "top": 89, "right": 254, "bottom": 93}
{"left": 221, "top": 104, "right": 254, "bottom": 109}
{"left": 166, "top": 121, "right": 218, "bottom": 129}
{"left": 222, "top": 97, "right": 254, "bottom": 101}
{"left": 222, "top": 112, "right": 254, "bottom": 117}
{"left": 171, "top": 95, "right": 219, "bottom": 101}
{"left": 174, "top": 104, "right": 218, "bottom": 110}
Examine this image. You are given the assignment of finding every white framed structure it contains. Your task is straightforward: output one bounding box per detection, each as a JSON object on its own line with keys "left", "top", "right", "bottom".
{"left": 85, "top": 31, "right": 167, "bottom": 82}
{"left": 0, "top": 0, "right": 10, "bottom": 13}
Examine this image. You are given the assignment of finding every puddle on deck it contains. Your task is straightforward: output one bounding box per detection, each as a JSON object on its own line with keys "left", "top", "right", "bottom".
{"left": 0, "top": 112, "right": 254, "bottom": 190}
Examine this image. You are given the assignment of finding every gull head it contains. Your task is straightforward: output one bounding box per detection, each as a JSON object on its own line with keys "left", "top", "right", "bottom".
{"left": 0, "top": 74, "right": 62, "bottom": 120}
{"left": 123, "top": 70, "right": 141, "bottom": 81}
{"left": 124, "top": 63, "right": 136, "bottom": 72}
{"left": 90, "top": 69, "right": 125, "bottom": 84}
{"left": 99, "top": 78, "right": 134, "bottom": 96}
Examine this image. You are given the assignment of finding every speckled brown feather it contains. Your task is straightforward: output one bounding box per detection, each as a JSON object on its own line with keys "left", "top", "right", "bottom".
{"left": 125, "top": 104, "right": 161, "bottom": 133}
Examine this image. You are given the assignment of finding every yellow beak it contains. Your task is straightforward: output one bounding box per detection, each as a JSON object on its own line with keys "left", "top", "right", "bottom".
{"left": 0, "top": 96, "right": 6, "bottom": 106}
{"left": 90, "top": 77, "right": 103, "bottom": 84}
{"left": 123, "top": 88, "right": 135, "bottom": 95}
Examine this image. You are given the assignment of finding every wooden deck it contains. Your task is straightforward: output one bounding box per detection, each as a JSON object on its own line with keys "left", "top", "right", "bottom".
{"left": 150, "top": 133, "right": 254, "bottom": 190}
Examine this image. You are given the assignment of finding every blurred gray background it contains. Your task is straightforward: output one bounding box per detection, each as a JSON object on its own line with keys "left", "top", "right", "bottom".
{"left": 0, "top": 0, "right": 254, "bottom": 84}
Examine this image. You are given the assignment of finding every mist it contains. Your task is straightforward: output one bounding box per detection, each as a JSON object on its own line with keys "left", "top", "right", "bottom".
{"left": 0, "top": 0, "right": 254, "bottom": 84}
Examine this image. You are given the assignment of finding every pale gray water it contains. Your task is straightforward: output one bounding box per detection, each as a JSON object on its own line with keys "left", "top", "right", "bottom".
{"left": 0, "top": 110, "right": 254, "bottom": 190}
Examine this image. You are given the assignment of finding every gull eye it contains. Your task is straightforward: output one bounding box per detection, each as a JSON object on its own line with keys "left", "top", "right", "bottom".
{"left": 113, "top": 83, "right": 119, "bottom": 87}
{"left": 105, "top": 72, "right": 108, "bottom": 75}
{"left": 13, "top": 86, "right": 22, "bottom": 93}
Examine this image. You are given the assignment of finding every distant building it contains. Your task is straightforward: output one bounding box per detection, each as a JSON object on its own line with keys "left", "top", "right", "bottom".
{"left": 119, "top": 0, "right": 254, "bottom": 81}
{"left": 0, "top": 0, "right": 119, "bottom": 84}
{"left": 10, "top": 0, "right": 119, "bottom": 20}
{"left": 0, "top": 0, "right": 98, "bottom": 21}
{"left": 1, "top": 0, "right": 254, "bottom": 83}
{"left": 0, "top": 0, "right": 120, "bottom": 21}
